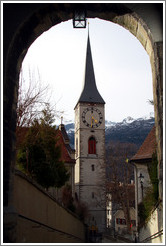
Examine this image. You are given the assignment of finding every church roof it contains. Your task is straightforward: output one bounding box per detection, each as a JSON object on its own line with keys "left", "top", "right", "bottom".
{"left": 75, "top": 33, "right": 105, "bottom": 107}
{"left": 56, "top": 124, "right": 75, "bottom": 164}
{"left": 130, "top": 125, "right": 157, "bottom": 163}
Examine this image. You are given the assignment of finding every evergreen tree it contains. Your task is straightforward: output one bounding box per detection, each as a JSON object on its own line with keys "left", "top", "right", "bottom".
{"left": 17, "top": 105, "right": 69, "bottom": 189}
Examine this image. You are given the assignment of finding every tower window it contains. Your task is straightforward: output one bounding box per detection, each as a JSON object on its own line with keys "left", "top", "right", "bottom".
{"left": 92, "top": 164, "right": 95, "bottom": 171}
{"left": 88, "top": 137, "right": 96, "bottom": 154}
{"left": 92, "top": 192, "right": 95, "bottom": 199}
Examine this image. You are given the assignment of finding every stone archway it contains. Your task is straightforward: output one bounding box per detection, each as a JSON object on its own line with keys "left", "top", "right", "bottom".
{"left": 3, "top": 3, "right": 163, "bottom": 242}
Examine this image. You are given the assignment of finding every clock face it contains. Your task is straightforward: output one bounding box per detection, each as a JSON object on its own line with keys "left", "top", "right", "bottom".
{"left": 82, "top": 107, "right": 103, "bottom": 128}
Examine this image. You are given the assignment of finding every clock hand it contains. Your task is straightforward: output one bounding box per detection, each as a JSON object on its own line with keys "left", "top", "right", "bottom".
{"left": 91, "top": 116, "right": 98, "bottom": 127}
{"left": 92, "top": 116, "right": 98, "bottom": 123}
{"left": 91, "top": 116, "right": 94, "bottom": 127}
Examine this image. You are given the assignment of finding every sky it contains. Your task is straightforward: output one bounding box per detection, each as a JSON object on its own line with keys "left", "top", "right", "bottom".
{"left": 21, "top": 18, "right": 154, "bottom": 125}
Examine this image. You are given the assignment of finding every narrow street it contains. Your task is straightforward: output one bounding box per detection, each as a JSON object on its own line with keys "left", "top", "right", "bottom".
{"left": 102, "top": 233, "right": 134, "bottom": 243}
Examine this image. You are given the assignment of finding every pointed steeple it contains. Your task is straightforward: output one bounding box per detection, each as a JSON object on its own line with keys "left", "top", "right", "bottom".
{"left": 76, "top": 32, "right": 105, "bottom": 107}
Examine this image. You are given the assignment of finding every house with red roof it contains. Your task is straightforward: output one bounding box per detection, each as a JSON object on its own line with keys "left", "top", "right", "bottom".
{"left": 56, "top": 124, "right": 75, "bottom": 194}
{"left": 48, "top": 123, "right": 76, "bottom": 201}
{"left": 17, "top": 124, "right": 76, "bottom": 202}
{"left": 130, "top": 126, "right": 157, "bottom": 204}
{"left": 130, "top": 126, "right": 157, "bottom": 164}
{"left": 130, "top": 125, "right": 163, "bottom": 243}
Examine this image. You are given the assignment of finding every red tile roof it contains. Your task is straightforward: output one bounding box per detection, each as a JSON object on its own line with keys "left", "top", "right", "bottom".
{"left": 56, "top": 125, "right": 75, "bottom": 164}
{"left": 130, "top": 125, "right": 157, "bottom": 162}
{"left": 17, "top": 125, "right": 75, "bottom": 164}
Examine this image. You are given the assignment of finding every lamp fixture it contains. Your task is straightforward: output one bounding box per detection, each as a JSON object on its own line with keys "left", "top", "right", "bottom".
{"left": 138, "top": 173, "right": 144, "bottom": 199}
{"left": 73, "top": 10, "right": 87, "bottom": 28}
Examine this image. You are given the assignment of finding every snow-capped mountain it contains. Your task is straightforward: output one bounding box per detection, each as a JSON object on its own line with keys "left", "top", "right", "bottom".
{"left": 105, "top": 113, "right": 154, "bottom": 146}
{"left": 65, "top": 113, "right": 155, "bottom": 148}
{"left": 105, "top": 112, "right": 154, "bottom": 128}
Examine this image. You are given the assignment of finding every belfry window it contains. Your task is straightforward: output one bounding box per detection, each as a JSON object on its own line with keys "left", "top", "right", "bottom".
{"left": 88, "top": 137, "right": 96, "bottom": 154}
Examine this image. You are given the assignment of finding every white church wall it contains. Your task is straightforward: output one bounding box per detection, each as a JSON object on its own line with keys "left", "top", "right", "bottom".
{"left": 136, "top": 164, "right": 152, "bottom": 204}
{"left": 139, "top": 206, "right": 163, "bottom": 243}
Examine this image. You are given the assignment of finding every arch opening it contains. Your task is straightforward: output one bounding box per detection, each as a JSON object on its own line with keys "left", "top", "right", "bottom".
{"left": 20, "top": 18, "right": 153, "bottom": 125}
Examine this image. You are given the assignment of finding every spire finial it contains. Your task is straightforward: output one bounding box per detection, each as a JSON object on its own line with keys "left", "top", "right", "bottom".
{"left": 88, "top": 20, "right": 89, "bottom": 34}
{"left": 61, "top": 116, "right": 63, "bottom": 125}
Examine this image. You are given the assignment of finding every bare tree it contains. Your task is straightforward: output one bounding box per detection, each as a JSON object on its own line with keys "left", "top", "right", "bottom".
{"left": 16, "top": 67, "right": 62, "bottom": 149}
{"left": 17, "top": 68, "right": 51, "bottom": 128}
{"left": 106, "top": 141, "right": 137, "bottom": 231}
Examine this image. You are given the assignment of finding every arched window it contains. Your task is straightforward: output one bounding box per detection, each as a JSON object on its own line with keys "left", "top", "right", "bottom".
{"left": 88, "top": 137, "right": 96, "bottom": 154}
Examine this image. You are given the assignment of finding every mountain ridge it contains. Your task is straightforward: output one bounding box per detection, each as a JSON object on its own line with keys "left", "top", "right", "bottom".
{"left": 65, "top": 113, "right": 155, "bottom": 149}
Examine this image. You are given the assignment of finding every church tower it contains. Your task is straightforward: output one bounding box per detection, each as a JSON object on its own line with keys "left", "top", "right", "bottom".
{"left": 74, "top": 32, "right": 106, "bottom": 232}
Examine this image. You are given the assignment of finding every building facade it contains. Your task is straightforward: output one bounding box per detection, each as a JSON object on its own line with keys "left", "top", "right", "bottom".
{"left": 49, "top": 124, "right": 76, "bottom": 200}
{"left": 74, "top": 33, "right": 106, "bottom": 232}
{"left": 130, "top": 126, "right": 163, "bottom": 242}
{"left": 114, "top": 208, "right": 136, "bottom": 235}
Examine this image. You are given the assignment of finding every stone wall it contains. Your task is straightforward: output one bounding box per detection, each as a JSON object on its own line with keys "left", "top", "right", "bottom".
{"left": 12, "top": 170, "right": 86, "bottom": 243}
{"left": 113, "top": 12, "right": 163, "bottom": 201}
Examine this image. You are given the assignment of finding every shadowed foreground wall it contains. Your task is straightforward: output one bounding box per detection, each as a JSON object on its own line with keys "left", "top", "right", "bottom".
{"left": 13, "top": 170, "right": 86, "bottom": 243}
